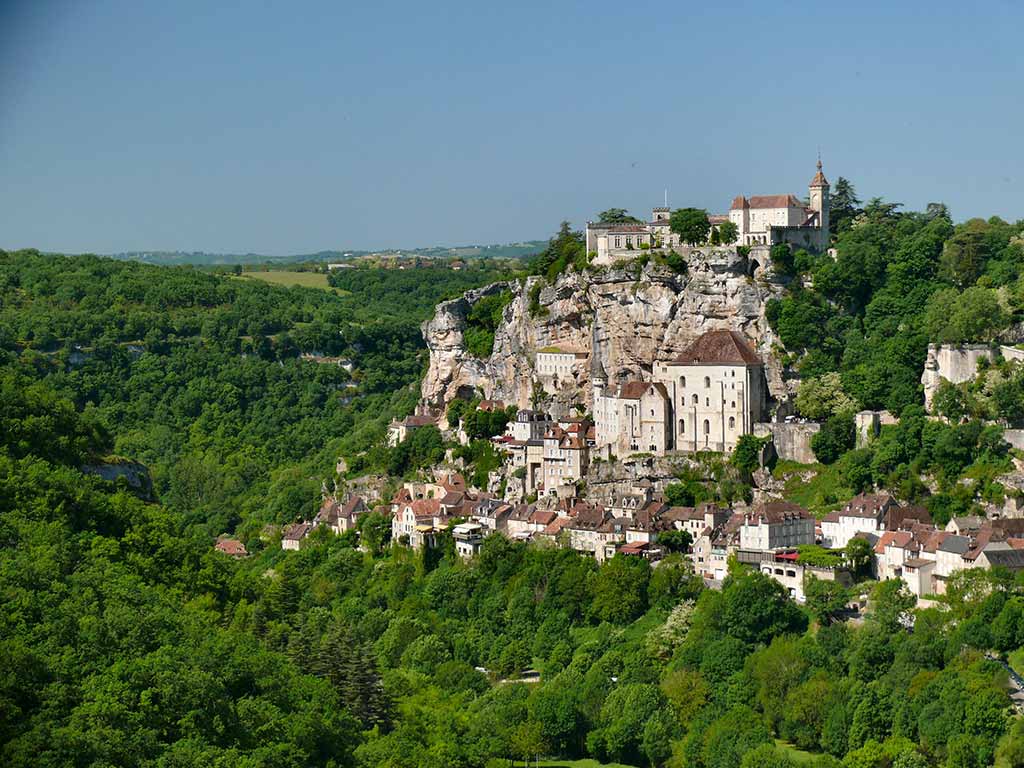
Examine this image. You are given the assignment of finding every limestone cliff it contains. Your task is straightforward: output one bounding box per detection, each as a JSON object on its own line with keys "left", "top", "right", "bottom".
{"left": 421, "top": 248, "right": 790, "bottom": 418}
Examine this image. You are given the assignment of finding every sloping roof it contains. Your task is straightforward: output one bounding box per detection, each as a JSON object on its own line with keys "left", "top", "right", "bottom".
{"left": 674, "top": 330, "right": 761, "bottom": 366}
{"left": 731, "top": 195, "right": 749, "bottom": 209}
{"left": 341, "top": 496, "right": 366, "bottom": 518}
{"left": 810, "top": 160, "right": 829, "bottom": 187}
{"left": 748, "top": 194, "right": 804, "bottom": 209}
{"left": 283, "top": 521, "right": 313, "bottom": 541}
{"left": 983, "top": 548, "right": 1024, "bottom": 569}
{"left": 904, "top": 557, "right": 933, "bottom": 569}
{"left": 410, "top": 499, "right": 441, "bottom": 519}
{"left": 842, "top": 493, "right": 895, "bottom": 519}
{"left": 215, "top": 538, "right": 248, "bottom": 557}
{"left": 615, "top": 381, "right": 669, "bottom": 400}
{"left": 746, "top": 501, "right": 812, "bottom": 524}
{"left": 886, "top": 504, "right": 932, "bottom": 531}
{"left": 402, "top": 415, "right": 436, "bottom": 427}
{"left": 938, "top": 535, "right": 971, "bottom": 555}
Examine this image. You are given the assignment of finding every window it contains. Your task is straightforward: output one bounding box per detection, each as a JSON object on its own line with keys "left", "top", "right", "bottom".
{"left": 703, "top": 419, "right": 710, "bottom": 434}
{"left": 650, "top": 409, "right": 654, "bottom": 416}
{"left": 705, "top": 398, "right": 709, "bottom": 406}
{"left": 731, "top": 401, "right": 735, "bottom": 408}
{"left": 679, "top": 419, "right": 685, "bottom": 433}
{"left": 614, "top": 237, "right": 621, "bottom": 248}
{"left": 731, "top": 370, "right": 735, "bottom": 377}
{"left": 692, "top": 394, "right": 698, "bottom": 405}
{"left": 704, "top": 376, "right": 710, "bottom": 388}
{"left": 728, "top": 416, "right": 735, "bottom": 429}
{"left": 680, "top": 376, "right": 686, "bottom": 388}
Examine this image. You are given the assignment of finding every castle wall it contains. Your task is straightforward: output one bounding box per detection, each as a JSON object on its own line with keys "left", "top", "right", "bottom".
{"left": 753, "top": 422, "right": 821, "bottom": 465}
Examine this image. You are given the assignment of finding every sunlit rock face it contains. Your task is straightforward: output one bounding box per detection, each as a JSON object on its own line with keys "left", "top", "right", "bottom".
{"left": 421, "top": 248, "right": 790, "bottom": 418}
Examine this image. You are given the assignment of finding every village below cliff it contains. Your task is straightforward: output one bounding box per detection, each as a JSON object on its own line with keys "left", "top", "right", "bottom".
{"left": 279, "top": 162, "right": 1024, "bottom": 609}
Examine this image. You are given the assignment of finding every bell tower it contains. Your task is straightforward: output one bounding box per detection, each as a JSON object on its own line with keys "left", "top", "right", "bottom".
{"left": 808, "top": 157, "right": 830, "bottom": 249}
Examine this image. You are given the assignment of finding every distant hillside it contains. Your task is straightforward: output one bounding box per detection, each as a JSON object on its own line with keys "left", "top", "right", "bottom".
{"left": 107, "top": 240, "right": 547, "bottom": 266}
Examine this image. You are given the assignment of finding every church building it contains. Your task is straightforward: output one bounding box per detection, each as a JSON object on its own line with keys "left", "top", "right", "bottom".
{"left": 653, "top": 329, "right": 766, "bottom": 453}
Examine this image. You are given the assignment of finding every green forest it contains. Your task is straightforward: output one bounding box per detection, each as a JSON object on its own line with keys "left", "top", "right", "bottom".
{"left": 3, "top": 187, "right": 1024, "bottom": 768}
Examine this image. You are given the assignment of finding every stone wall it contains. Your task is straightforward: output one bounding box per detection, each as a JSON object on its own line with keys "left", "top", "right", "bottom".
{"left": 1004, "top": 430, "right": 1024, "bottom": 451}
{"left": 753, "top": 422, "right": 821, "bottom": 465}
{"left": 921, "top": 344, "right": 996, "bottom": 412}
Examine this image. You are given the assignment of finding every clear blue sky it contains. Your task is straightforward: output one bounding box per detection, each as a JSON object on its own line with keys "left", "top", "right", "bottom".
{"left": 1, "top": 0, "right": 1021, "bottom": 255}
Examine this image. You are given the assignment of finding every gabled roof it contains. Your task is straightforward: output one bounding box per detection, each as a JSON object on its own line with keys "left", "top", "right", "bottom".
{"left": 283, "top": 521, "right": 313, "bottom": 541}
{"left": 615, "top": 381, "right": 669, "bottom": 400}
{"left": 673, "top": 330, "right": 761, "bottom": 366}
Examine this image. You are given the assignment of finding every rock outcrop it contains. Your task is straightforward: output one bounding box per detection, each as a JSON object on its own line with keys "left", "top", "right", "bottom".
{"left": 421, "top": 247, "right": 789, "bottom": 418}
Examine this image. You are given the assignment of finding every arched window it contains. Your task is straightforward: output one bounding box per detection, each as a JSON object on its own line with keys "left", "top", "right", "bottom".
{"left": 680, "top": 376, "right": 686, "bottom": 388}
{"left": 704, "top": 376, "right": 711, "bottom": 388}
{"left": 731, "top": 370, "right": 735, "bottom": 377}
{"left": 703, "top": 419, "right": 710, "bottom": 435}
{"left": 728, "top": 416, "right": 735, "bottom": 429}
{"left": 692, "top": 394, "right": 698, "bottom": 405}
{"left": 679, "top": 419, "right": 685, "bottom": 433}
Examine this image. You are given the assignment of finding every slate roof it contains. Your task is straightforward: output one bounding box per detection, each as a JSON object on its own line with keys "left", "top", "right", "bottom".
{"left": 938, "top": 535, "right": 971, "bottom": 555}
{"left": 674, "top": 330, "right": 761, "bottom": 366}
{"left": 983, "top": 548, "right": 1024, "bottom": 569}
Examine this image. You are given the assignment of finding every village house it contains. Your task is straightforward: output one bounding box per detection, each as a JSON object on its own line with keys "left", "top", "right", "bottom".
{"left": 739, "top": 501, "right": 815, "bottom": 551}
{"left": 453, "top": 522, "right": 486, "bottom": 558}
{"left": 757, "top": 550, "right": 853, "bottom": 601}
{"left": 281, "top": 521, "right": 313, "bottom": 551}
{"left": 542, "top": 425, "right": 590, "bottom": 494}
{"left": 391, "top": 497, "right": 450, "bottom": 550}
{"left": 387, "top": 414, "right": 437, "bottom": 446}
{"left": 313, "top": 495, "right": 368, "bottom": 535}
{"left": 215, "top": 536, "right": 249, "bottom": 558}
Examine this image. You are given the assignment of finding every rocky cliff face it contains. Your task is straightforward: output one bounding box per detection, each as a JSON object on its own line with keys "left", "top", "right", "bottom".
{"left": 421, "top": 247, "right": 790, "bottom": 417}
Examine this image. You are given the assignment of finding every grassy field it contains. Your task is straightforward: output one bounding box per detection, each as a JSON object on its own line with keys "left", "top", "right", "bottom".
{"left": 774, "top": 739, "right": 821, "bottom": 764}
{"left": 240, "top": 270, "right": 343, "bottom": 292}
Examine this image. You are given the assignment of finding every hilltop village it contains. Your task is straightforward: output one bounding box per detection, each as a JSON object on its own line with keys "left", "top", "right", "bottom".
{"left": 281, "top": 162, "right": 1024, "bottom": 605}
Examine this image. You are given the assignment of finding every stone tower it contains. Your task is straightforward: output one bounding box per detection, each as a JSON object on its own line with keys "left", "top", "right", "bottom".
{"left": 808, "top": 158, "right": 830, "bottom": 248}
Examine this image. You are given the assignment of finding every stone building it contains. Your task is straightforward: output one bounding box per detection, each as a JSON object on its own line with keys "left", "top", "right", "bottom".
{"left": 535, "top": 346, "right": 588, "bottom": 386}
{"left": 728, "top": 160, "right": 830, "bottom": 251}
{"left": 542, "top": 425, "right": 589, "bottom": 493}
{"left": 584, "top": 161, "right": 830, "bottom": 264}
{"left": 653, "top": 329, "right": 765, "bottom": 453}
{"left": 592, "top": 374, "right": 671, "bottom": 457}
{"left": 738, "top": 501, "right": 815, "bottom": 550}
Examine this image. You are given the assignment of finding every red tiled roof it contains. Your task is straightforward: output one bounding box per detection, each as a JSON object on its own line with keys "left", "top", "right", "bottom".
{"left": 674, "top": 330, "right": 761, "bottom": 366}
{"left": 215, "top": 538, "right": 248, "bottom": 556}
{"left": 411, "top": 499, "right": 441, "bottom": 519}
